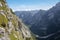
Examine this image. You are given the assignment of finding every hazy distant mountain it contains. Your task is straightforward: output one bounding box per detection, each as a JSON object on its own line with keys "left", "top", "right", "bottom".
{"left": 15, "top": 10, "right": 39, "bottom": 25}
{"left": 15, "top": 10, "right": 39, "bottom": 17}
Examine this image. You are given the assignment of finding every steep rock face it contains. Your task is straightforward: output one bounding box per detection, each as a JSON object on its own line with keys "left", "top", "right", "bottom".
{"left": 0, "top": 0, "right": 35, "bottom": 40}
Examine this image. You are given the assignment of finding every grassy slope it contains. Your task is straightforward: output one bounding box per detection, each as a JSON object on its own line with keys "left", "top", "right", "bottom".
{"left": 8, "top": 14, "right": 24, "bottom": 40}
{"left": 0, "top": 14, "right": 8, "bottom": 27}
{"left": 0, "top": 0, "right": 36, "bottom": 40}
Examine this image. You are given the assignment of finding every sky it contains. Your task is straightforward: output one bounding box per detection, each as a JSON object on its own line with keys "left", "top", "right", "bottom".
{"left": 6, "top": 0, "right": 59, "bottom": 11}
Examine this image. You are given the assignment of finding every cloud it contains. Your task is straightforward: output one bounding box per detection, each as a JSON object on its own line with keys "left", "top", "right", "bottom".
{"left": 11, "top": 5, "right": 53, "bottom": 11}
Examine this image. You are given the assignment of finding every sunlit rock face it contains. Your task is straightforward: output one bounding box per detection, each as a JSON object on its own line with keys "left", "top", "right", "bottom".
{"left": 0, "top": 0, "right": 35, "bottom": 40}
{"left": 0, "top": 2, "right": 2, "bottom": 7}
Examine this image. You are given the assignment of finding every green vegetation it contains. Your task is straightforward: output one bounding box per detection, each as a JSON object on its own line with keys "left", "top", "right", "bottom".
{"left": 9, "top": 29, "right": 24, "bottom": 40}
{"left": 0, "top": 34, "right": 3, "bottom": 38}
{"left": 0, "top": 14, "right": 8, "bottom": 27}
{"left": 10, "top": 9, "right": 15, "bottom": 14}
{"left": 9, "top": 30, "right": 17, "bottom": 40}
{"left": 30, "top": 32, "right": 36, "bottom": 40}
{"left": 0, "top": 0, "right": 36, "bottom": 40}
{"left": 0, "top": 0, "right": 6, "bottom": 3}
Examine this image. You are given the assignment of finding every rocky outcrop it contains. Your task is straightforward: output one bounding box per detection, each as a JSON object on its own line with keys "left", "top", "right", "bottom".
{"left": 0, "top": 0, "right": 35, "bottom": 40}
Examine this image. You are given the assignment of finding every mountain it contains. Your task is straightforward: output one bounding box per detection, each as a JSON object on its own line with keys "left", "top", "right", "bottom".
{"left": 15, "top": 2, "right": 60, "bottom": 40}
{"left": 31, "top": 2, "right": 60, "bottom": 38}
{"left": 0, "top": 0, "right": 35, "bottom": 40}
{"left": 30, "top": 10, "right": 46, "bottom": 34}
{"left": 39, "top": 2, "right": 60, "bottom": 35}
{"left": 34, "top": 2, "right": 60, "bottom": 40}
{"left": 15, "top": 10, "right": 39, "bottom": 17}
{"left": 15, "top": 10, "right": 46, "bottom": 34}
{"left": 15, "top": 10, "right": 46, "bottom": 25}
{"left": 15, "top": 10, "right": 39, "bottom": 25}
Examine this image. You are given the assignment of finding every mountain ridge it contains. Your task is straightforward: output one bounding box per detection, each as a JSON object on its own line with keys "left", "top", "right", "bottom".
{"left": 0, "top": 0, "right": 35, "bottom": 40}
{"left": 15, "top": 2, "right": 60, "bottom": 40}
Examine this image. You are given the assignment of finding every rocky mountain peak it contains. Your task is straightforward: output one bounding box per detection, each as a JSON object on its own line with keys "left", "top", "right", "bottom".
{"left": 53, "top": 2, "right": 60, "bottom": 10}
{"left": 56, "top": 2, "right": 60, "bottom": 6}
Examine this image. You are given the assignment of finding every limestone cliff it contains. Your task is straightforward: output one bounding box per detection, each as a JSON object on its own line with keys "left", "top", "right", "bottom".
{"left": 0, "top": 0, "right": 35, "bottom": 40}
